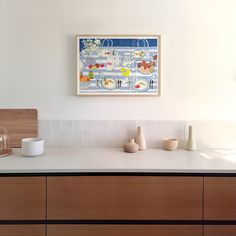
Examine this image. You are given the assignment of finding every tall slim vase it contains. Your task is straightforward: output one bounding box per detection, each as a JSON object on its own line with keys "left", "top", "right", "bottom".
{"left": 135, "top": 126, "right": 146, "bottom": 151}
{"left": 186, "top": 125, "right": 196, "bottom": 151}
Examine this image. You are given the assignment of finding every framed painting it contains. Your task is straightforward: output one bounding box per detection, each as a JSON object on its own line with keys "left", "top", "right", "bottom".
{"left": 77, "top": 35, "right": 161, "bottom": 96}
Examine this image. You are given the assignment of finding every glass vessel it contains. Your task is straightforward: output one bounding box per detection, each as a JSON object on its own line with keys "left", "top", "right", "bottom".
{"left": 0, "top": 127, "right": 12, "bottom": 157}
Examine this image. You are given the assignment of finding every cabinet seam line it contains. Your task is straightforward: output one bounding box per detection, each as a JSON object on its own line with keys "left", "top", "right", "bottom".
{"left": 202, "top": 177, "right": 205, "bottom": 236}
{"left": 46, "top": 176, "right": 47, "bottom": 236}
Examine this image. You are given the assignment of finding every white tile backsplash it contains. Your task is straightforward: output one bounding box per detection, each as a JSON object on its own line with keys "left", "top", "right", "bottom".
{"left": 51, "top": 128, "right": 71, "bottom": 147}
{"left": 71, "top": 120, "right": 136, "bottom": 148}
{"left": 38, "top": 120, "right": 52, "bottom": 147}
{"left": 185, "top": 121, "right": 236, "bottom": 149}
{"left": 38, "top": 120, "right": 236, "bottom": 149}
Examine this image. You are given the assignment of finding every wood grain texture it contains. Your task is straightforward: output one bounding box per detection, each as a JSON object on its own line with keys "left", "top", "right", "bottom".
{"left": 0, "top": 225, "right": 45, "bottom": 236}
{"left": 0, "top": 109, "right": 38, "bottom": 147}
{"left": 204, "top": 226, "right": 236, "bottom": 236}
{"left": 204, "top": 177, "right": 236, "bottom": 220}
{"left": 47, "top": 176, "right": 203, "bottom": 220}
{"left": 47, "top": 225, "right": 202, "bottom": 236}
{"left": 0, "top": 177, "right": 46, "bottom": 220}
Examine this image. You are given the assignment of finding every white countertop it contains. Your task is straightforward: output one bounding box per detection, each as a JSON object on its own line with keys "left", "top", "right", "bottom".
{"left": 1, "top": 148, "right": 236, "bottom": 173}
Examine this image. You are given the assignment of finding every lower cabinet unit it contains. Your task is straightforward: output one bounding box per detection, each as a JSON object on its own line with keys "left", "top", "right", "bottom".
{"left": 204, "top": 177, "right": 236, "bottom": 219}
{"left": 47, "top": 176, "right": 203, "bottom": 220}
{"left": 0, "top": 177, "right": 46, "bottom": 220}
{"left": 47, "top": 225, "right": 202, "bottom": 236}
{"left": 204, "top": 226, "right": 236, "bottom": 236}
{"left": 0, "top": 225, "right": 45, "bottom": 236}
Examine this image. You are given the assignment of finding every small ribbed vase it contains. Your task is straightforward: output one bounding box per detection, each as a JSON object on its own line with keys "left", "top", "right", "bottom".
{"left": 186, "top": 125, "right": 197, "bottom": 151}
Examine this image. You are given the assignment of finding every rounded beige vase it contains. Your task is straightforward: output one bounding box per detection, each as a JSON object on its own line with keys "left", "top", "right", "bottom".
{"left": 123, "top": 138, "right": 139, "bottom": 153}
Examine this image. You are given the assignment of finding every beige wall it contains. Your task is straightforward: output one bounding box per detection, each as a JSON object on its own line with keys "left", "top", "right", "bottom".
{"left": 1, "top": 0, "right": 236, "bottom": 120}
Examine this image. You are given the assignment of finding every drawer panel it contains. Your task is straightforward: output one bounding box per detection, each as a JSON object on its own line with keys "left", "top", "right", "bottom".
{"left": 0, "top": 225, "right": 45, "bottom": 236}
{"left": 0, "top": 177, "right": 46, "bottom": 220}
{"left": 47, "top": 176, "right": 203, "bottom": 220}
{"left": 204, "top": 177, "right": 236, "bottom": 220}
{"left": 204, "top": 226, "right": 236, "bottom": 236}
{"left": 47, "top": 225, "right": 202, "bottom": 236}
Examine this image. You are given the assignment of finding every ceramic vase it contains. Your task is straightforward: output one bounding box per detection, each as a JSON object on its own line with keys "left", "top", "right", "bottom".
{"left": 186, "top": 125, "right": 196, "bottom": 151}
{"left": 135, "top": 126, "right": 147, "bottom": 151}
{"left": 123, "top": 138, "right": 139, "bottom": 153}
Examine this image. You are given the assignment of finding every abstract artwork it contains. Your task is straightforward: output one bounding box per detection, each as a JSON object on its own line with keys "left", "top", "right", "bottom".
{"left": 77, "top": 35, "right": 160, "bottom": 96}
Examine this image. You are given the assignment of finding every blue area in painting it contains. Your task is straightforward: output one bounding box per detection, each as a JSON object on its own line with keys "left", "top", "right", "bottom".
{"left": 79, "top": 38, "right": 157, "bottom": 51}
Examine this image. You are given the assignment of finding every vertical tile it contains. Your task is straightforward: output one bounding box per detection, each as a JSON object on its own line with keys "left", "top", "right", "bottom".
{"left": 51, "top": 120, "right": 61, "bottom": 130}
{"left": 61, "top": 120, "right": 71, "bottom": 129}
{"left": 51, "top": 120, "right": 71, "bottom": 147}
{"left": 38, "top": 120, "right": 52, "bottom": 147}
{"left": 90, "top": 120, "right": 136, "bottom": 147}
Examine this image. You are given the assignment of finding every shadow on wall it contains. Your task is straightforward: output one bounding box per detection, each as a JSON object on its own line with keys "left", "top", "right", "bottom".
{"left": 65, "top": 34, "right": 77, "bottom": 96}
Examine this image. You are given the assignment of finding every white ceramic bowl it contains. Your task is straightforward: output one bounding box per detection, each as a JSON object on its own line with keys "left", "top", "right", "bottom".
{"left": 163, "top": 138, "right": 178, "bottom": 151}
{"left": 21, "top": 138, "right": 44, "bottom": 157}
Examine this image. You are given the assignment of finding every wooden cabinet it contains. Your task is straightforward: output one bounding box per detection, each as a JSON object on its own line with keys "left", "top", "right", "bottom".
{"left": 47, "top": 225, "right": 202, "bottom": 236}
{"left": 0, "top": 225, "right": 45, "bottom": 236}
{"left": 204, "top": 226, "right": 236, "bottom": 236}
{"left": 47, "top": 176, "right": 203, "bottom": 220}
{"left": 204, "top": 177, "right": 236, "bottom": 220}
{"left": 0, "top": 177, "right": 46, "bottom": 220}
{"left": 3, "top": 174, "right": 236, "bottom": 236}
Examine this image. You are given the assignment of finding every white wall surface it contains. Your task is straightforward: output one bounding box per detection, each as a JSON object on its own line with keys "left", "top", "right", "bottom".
{"left": 1, "top": 0, "right": 236, "bottom": 120}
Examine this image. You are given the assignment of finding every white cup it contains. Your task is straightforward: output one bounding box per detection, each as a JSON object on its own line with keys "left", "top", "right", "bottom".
{"left": 21, "top": 138, "right": 44, "bottom": 157}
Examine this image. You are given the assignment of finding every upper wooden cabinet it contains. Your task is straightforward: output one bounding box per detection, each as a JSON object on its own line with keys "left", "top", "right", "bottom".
{"left": 47, "top": 225, "right": 202, "bottom": 236}
{"left": 47, "top": 176, "right": 203, "bottom": 220}
{"left": 204, "top": 177, "right": 236, "bottom": 220}
{"left": 0, "top": 225, "right": 45, "bottom": 236}
{"left": 0, "top": 177, "right": 46, "bottom": 220}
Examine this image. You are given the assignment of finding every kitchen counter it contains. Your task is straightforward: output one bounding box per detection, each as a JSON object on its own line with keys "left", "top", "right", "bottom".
{"left": 0, "top": 148, "right": 236, "bottom": 173}
{"left": 1, "top": 148, "right": 236, "bottom": 236}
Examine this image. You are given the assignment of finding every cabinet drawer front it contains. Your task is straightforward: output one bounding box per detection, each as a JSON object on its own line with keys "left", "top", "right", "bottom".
{"left": 204, "top": 177, "right": 236, "bottom": 220}
{"left": 0, "top": 177, "right": 46, "bottom": 220}
{"left": 47, "top": 176, "right": 203, "bottom": 220}
{"left": 0, "top": 225, "right": 45, "bottom": 236}
{"left": 205, "top": 226, "right": 236, "bottom": 236}
{"left": 48, "top": 225, "right": 202, "bottom": 236}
